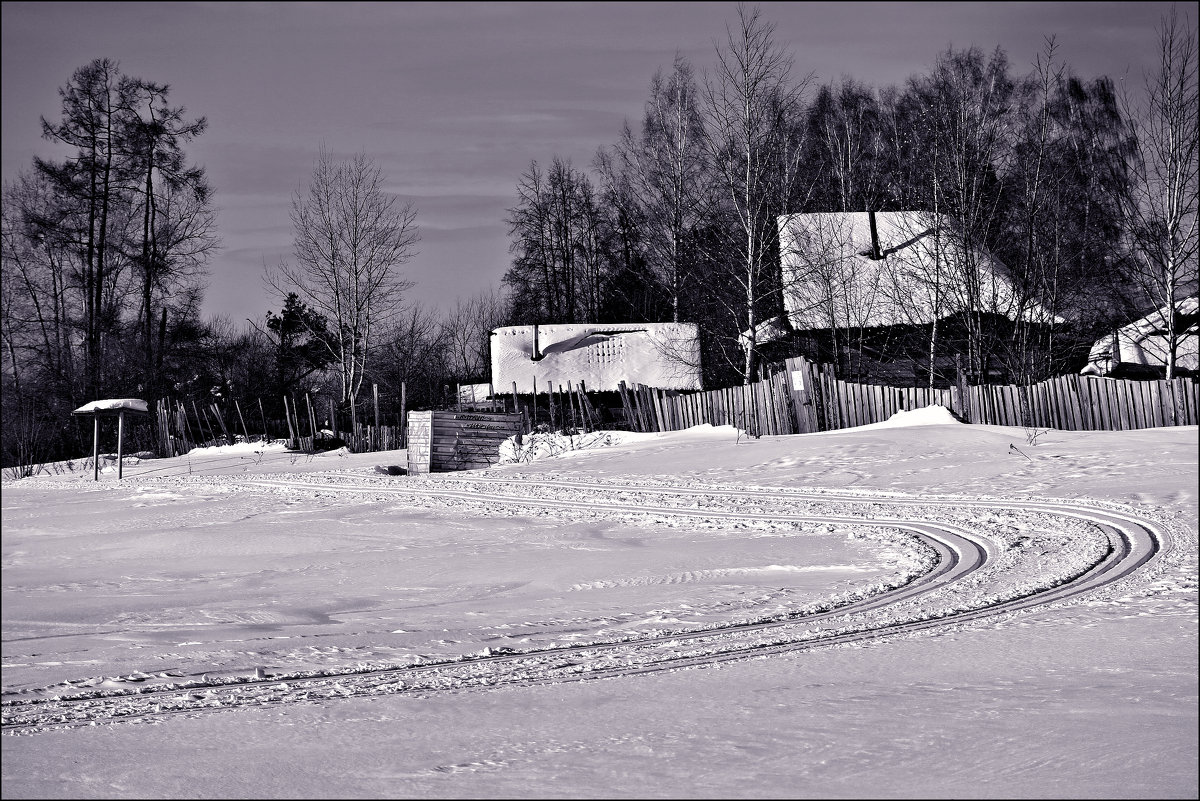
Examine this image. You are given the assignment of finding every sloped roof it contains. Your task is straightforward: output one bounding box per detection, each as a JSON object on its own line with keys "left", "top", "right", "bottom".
{"left": 491, "top": 323, "right": 702, "bottom": 393}
{"left": 1082, "top": 296, "right": 1200, "bottom": 375}
{"left": 779, "top": 211, "right": 1059, "bottom": 329}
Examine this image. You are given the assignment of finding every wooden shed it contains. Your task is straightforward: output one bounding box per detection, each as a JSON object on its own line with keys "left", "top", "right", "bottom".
{"left": 406, "top": 410, "right": 524, "bottom": 474}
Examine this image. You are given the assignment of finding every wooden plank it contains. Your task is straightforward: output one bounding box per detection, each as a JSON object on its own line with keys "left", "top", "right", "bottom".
{"left": 1144, "top": 380, "right": 1161, "bottom": 428}
{"left": 1062, "top": 376, "right": 1080, "bottom": 431}
{"left": 760, "top": 377, "right": 773, "bottom": 435}
{"left": 763, "top": 377, "right": 773, "bottom": 435}
{"left": 1064, "top": 376, "right": 1082, "bottom": 431}
{"left": 1100, "top": 379, "right": 1116, "bottom": 430}
{"left": 837, "top": 379, "right": 850, "bottom": 430}
{"left": 1004, "top": 384, "right": 1020, "bottom": 428}
{"left": 1129, "top": 380, "right": 1147, "bottom": 429}
{"left": 812, "top": 361, "right": 827, "bottom": 432}
{"left": 1161, "top": 379, "right": 1178, "bottom": 426}
{"left": 1140, "top": 380, "right": 1156, "bottom": 428}
{"left": 773, "top": 373, "right": 787, "bottom": 434}
{"left": 1048, "top": 379, "right": 1063, "bottom": 429}
{"left": 1126, "top": 379, "right": 1141, "bottom": 429}
{"left": 1080, "top": 377, "right": 1099, "bottom": 430}
{"left": 750, "top": 382, "right": 762, "bottom": 435}
{"left": 1147, "top": 380, "right": 1164, "bottom": 428}
{"left": 1123, "top": 380, "right": 1141, "bottom": 429}
{"left": 1098, "top": 378, "right": 1115, "bottom": 430}
{"left": 1173, "top": 379, "right": 1185, "bottom": 425}
{"left": 746, "top": 383, "right": 757, "bottom": 435}
{"left": 1091, "top": 379, "right": 1108, "bottom": 430}
{"left": 1120, "top": 379, "right": 1137, "bottom": 430}
{"left": 1028, "top": 381, "right": 1044, "bottom": 429}
{"left": 1060, "top": 376, "right": 1080, "bottom": 431}
{"left": 650, "top": 388, "right": 667, "bottom": 431}
{"left": 1037, "top": 380, "right": 1053, "bottom": 430}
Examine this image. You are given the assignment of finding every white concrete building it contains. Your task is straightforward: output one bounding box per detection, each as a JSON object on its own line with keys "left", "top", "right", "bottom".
{"left": 490, "top": 323, "right": 702, "bottom": 394}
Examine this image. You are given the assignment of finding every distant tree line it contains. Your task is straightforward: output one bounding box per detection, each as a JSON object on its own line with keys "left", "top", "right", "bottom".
{"left": 2, "top": 4, "right": 1196, "bottom": 470}
{"left": 501, "top": 4, "right": 1197, "bottom": 388}
{"left": 0, "top": 60, "right": 501, "bottom": 468}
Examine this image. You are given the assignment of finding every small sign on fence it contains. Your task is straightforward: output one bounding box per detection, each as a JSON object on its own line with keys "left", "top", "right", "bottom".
{"left": 791, "top": 370, "right": 806, "bottom": 392}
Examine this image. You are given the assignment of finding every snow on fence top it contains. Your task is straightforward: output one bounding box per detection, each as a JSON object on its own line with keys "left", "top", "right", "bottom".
{"left": 491, "top": 323, "right": 702, "bottom": 394}
{"left": 71, "top": 398, "right": 150, "bottom": 415}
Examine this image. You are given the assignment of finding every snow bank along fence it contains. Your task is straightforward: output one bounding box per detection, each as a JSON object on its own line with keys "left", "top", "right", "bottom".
{"left": 406, "top": 410, "right": 524, "bottom": 474}
{"left": 617, "top": 356, "right": 1199, "bottom": 436}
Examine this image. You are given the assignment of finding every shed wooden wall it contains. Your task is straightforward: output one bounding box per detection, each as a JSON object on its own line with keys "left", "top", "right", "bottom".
{"left": 406, "top": 410, "right": 524, "bottom": 474}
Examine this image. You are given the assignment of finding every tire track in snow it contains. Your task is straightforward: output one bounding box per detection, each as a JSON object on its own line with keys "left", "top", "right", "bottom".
{"left": 1, "top": 476, "right": 1164, "bottom": 734}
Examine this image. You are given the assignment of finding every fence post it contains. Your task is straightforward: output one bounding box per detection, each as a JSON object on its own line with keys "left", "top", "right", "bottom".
{"left": 258, "top": 398, "right": 269, "bottom": 442}
{"left": 373, "top": 384, "right": 381, "bottom": 450}
{"left": 305, "top": 393, "right": 318, "bottom": 443}
{"left": 234, "top": 399, "right": 250, "bottom": 442}
{"left": 618, "top": 381, "right": 636, "bottom": 432}
{"left": 400, "top": 382, "right": 407, "bottom": 448}
{"left": 282, "top": 395, "right": 297, "bottom": 447}
{"left": 955, "top": 354, "right": 971, "bottom": 423}
{"left": 209, "top": 402, "right": 233, "bottom": 445}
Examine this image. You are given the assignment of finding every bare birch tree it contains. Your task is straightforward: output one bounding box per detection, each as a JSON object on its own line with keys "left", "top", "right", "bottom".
{"left": 604, "top": 55, "right": 712, "bottom": 322}
{"left": 700, "top": 3, "right": 812, "bottom": 382}
{"left": 1119, "top": 7, "right": 1199, "bottom": 379}
{"left": 268, "top": 147, "right": 418, "bottom": 427}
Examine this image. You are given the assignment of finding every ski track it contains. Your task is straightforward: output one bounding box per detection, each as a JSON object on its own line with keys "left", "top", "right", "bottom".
{"left": 1, "top": 472, "right": 1174, "bottom": 735}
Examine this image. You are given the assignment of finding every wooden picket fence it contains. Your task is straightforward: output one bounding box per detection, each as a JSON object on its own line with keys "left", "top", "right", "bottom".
{"left": 617, "top": 356, "right": 1199, "bottom": 436}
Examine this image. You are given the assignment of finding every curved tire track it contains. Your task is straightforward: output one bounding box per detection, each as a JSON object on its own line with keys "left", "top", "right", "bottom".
{"left": 1, "top": 475, "right": 1165, "bottom": 734}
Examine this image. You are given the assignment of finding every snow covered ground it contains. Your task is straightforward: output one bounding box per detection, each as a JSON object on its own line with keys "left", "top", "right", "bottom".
{"left": 2, "top": 409, "right": 1196, "bottom": 798}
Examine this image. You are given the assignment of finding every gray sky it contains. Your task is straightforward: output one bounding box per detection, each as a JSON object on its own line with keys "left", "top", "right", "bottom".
{"left": 1, "top": 1, "right": 1183, "bottom": 327}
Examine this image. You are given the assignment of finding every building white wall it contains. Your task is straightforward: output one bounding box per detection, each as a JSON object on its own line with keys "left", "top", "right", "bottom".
{"left": 491, "top": 323, "right": 702, "bottom": 393}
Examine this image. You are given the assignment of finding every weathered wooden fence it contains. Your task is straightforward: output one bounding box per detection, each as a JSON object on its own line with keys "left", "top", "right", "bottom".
{"left": 617, "top": 356, "right": 1199, "bottom": 435}
{"left": 153, "top": 392, "right": 405, "bottom": 457}
{"left": 406, "top": 410, "right": 524, "bottom": 474}
{"left": 960, "top": 373, "right": 1198, "bottom": 431}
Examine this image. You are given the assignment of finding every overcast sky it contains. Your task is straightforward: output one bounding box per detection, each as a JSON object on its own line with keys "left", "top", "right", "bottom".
{"left": 1, "top": 1, "right": 1184, "bottom": 327}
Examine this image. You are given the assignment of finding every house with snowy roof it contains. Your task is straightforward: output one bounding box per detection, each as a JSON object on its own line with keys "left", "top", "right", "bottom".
{"left": 777, "top": 211, "right": 1057, "bottom": 330}
{"left": 763, "top": 210, "right": 1060, "bottom": 382}
{"left": 490, "top": 323, "right": 702, "bottom": 395}
{"left": 1081, "top": 296, "right": 1199, "bottom": 378}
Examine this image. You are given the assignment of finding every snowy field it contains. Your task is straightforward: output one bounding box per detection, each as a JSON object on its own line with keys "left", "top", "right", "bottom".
{"left": 2, "top": 409, "right": 1197, "bottom": 799}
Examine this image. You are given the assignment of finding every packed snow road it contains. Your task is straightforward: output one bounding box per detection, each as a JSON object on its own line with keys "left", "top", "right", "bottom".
{"left": 0, "top": 472, "right": 1168, "bottom": 735}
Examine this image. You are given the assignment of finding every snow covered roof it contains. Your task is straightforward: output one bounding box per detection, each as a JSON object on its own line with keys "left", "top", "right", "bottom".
{"left": 779, "top": 211, "right": 1060, "bottom": 329}
{"left": 739, "top": 315, "right": 792, "bottom": 349}
{"left": 71, "top": 398, "right": 150, "bottom": 415}
{"left": 491, "top": 323, "right": 702, "bottom": 394}
{"left": 1081, "top": 296, "right": 1199, "bottom": 376}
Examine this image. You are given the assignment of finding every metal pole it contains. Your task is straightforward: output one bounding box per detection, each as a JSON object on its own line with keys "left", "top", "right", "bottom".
{"left": 117, "top": 411, "right": 125, "bottom": 480}
{"left": 92, "top": 414, "right": 99, "bottom": 481}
